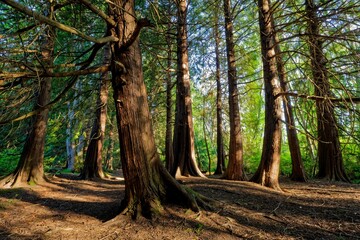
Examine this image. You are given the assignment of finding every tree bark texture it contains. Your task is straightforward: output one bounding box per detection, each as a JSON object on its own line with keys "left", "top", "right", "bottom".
{"left": 305, "top": 0, "right": 349, "bottom": 182}
{"left": 250, "top": 0, "right": 282, "bottom": 190}
{"left": 80, "top": 44, "right": 110, "bottom": 179}
{"left": 108, "top": 0, "right": 210, "bottom": 218}
{"left": 1, "top": 3, "right": 55, "bottom": 188}
{"left": 171, "top": 0, "right": 204, "bottom": 177}
{"left": 273, "top": 24, "right": 306, "bottom": 182}
{"left": 214, "top": 8, "right": 225, "bottom": 175}
{"left": 222, "top": 0, "right": 246, "bottom": 180}
{"left": 105, "top": 115, "right": 116, "bottom": 171}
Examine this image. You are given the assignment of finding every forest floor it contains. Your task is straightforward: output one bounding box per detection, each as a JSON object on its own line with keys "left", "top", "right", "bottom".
{"left": 0, "top": 171, "right": 359, "bottom": 240}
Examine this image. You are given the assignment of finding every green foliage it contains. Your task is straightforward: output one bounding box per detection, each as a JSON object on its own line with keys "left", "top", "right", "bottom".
{"left": 0, "top": 148, "right": 19, "bottom": 177}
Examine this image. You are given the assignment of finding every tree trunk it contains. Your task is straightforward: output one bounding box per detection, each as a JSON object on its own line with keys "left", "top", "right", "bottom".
{"left": 305, "top": 0, "right": 349, "bottom": 182}
{"left": 80, "top": 45, "right": 110, "bottom": 180}
{"left": 1, "top": 3, "right": 55, "bottom": 188}
{"left": 214, "top": 7, "right": 225, "bottom": 175}
{"left": 171, "top": 0, "right": 204, "bottom": 177}
{"left": 273, "top": 24, "right": 306, "bottom": 182}
{"left": 66, "top": 102, "right": 75, "bottom": 171}
{"left": 222, "top": 0, "right": 246, "bottom": 180}
{"left": 165, "top": 15, "right": 174, "bottom": 172}
{"left": 250, "top": 0, "right": 282, "bottom": 191}
{"left": 105, "top": 115, "right": 116, "bottom": 171}
{"left": 108, "top": 0, "right": 210, "bottom": 219}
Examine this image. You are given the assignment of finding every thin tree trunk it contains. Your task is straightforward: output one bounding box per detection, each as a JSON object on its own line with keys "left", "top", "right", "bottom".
{"left": 1, "top": 3, "right": 55, "bottom": 187}
{"left": 171, "top": 0, "right": 204, "bottom": 177}
{"left": 80, "top": 44, "right": 110, "bottom": 179}
{"left": 305, "top": 0, "right": 349, "bottom": 182}
{"left": 273, "top": 25, "right": 306, "bottom": 182}
{"left": 105, "top": 115, "right": 115, "bottom": 171}
{"left": 222, "top": 0, "right": 246, "bottom": 180}
{"left": 66, "top": 102, "right": 75, "bottom": 171}
{"left": 250, "top": 0, "right": 282, "bottom": 191}
{"left": 165, "top": 13, "right": 174, "bottom": 171}
{"left": 202, "top": 100, "right": 212, "bottom": 175}
{"left": 214, "top": 6, "right": 225, "bottom": 175}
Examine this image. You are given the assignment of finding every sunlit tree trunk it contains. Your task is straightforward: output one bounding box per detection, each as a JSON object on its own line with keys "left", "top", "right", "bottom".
{"left": 273, "top": 25, "right": 306, "bottom": 182}
{"left": 80, "top": 45, "right": 110, "bottom": 179}
{"left": 66, "top": 102, "right": 75, "bottom": 171}
{"left": 105, "top": 115, "right": 116, "bottom": 171}
{"left": 1, "top": 2, "right": 55, "bottom": 188}
{"left": 108, "top": 0, "right": 209, "bottom": 218}
{"left": 171, "top": 0, "right": 204, "bottom": 177}
{"left": 250, "top": 0, "right": 282, "bottom": 190}
{"left": 222, "top": 0, "right": 246, "bottom": 180}
{"left": 214, "top": 7, "right": 225, "bottom": 175}
{"left": 305, "top": 0, "right": 349, "bottom": 182}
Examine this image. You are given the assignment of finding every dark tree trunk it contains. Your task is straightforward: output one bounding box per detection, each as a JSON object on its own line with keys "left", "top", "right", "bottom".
{"left": 214, "top": 8, "right": 225, "bottom": 175}
{"left": 222, "top": 0, "right": 246, "bottom": 180}
{"left": 273, "top": 25, "right": 306, "bottom": 182}
{"left": 250, "top": 0, "right": 282, "bottom": 190}
{"left": 305, "top": 0, "right": 349, "bottom": 182}
{"left": 171, "top": 0, "right": 204, "bottom": 177}
{"left": 105, "top": 115, "right": 116, "bottom": 171}
{"left": 165, "top": 16, "right": 174, "bottom": 172}
{"left": 108, "top": 0, "right": 210, "bottom": 219}
{"left": 1, "top": 3, "right": 55, "bottom": 188}
{"left": 80, "top": 45, "right": 110, "bottom": 180}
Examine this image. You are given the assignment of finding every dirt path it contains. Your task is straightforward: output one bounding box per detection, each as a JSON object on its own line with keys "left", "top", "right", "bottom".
{"left": 0, "top": 174, "right": 359, "bottom": 239}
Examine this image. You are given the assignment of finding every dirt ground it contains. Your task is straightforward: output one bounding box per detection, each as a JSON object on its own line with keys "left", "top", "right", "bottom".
{"left": 0, "top": 172, "right": 359, "bottom": 240}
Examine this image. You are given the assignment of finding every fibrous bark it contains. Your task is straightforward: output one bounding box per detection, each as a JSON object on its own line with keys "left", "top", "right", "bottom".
{"left": 305, "top": 0, "right": 349, "bottom": 182}
{"left": 222, "top": 0, "right": 246, "bottom": 180}
{"left": 108, "top": 0, "right": 211, "bottom": 219}
{"left": 171, "top": 0, "right": 204, "bottom": 177}
{"left": 80, "top": 44, "right": 110, "bottom": 180}
{"left": 250, "top": 0, "right": 282, "bottom": 191}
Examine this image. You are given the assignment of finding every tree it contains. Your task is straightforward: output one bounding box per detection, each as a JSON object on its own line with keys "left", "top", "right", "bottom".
{"left": 305, "top": 0, "right": 349, "bottom": 182}
{"left": 213, "top": 6, "right": 226, "bottom": 175}
{"left": 222, "top": 0, "right": 246, "bottom": 180}
{"left": 0, "top": 1, "right": 55, "bottom": 187}
{"left": 80, "top": 44, "right": 110, "bottom": 179}
{"left": 171, "top": 0, "right": 205, "bottom": 177}
{"left": 250, "top": 0, "right": 282, "bottom": 190}
{"left": 108, "top": 0, "right": 210, "bottom": 218}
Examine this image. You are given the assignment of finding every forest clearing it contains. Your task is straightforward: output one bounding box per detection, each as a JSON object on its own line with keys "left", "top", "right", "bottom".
{"left": 1, "top": 173, "right": 360, "bottom": 240}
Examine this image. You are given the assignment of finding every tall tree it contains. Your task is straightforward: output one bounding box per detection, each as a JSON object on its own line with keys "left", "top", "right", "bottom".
{"left": 0, "top": 1, "right": 55, "bottom": 187}
{"left": 250, "top": 0, "right": 282, "bottom": 190}
{"left": 273, "top": 22, "right": 306, "bottom": 182}
{"left": 305, "top": 0, "right": 349, "bottom": 182}
{"left": 213, "top": 7, "right": 225, "bottom": 175}
{"left": 80, "top": 44, "right": 110, "bottom": 179}
{"left": 171, "top": 0, "right": 205, "bottom": 177}
{"left": 108, "top": 0, "right": 209, "bottom": 217}
{"left": 222, "top": 0, "right": 246, "bottom": 180}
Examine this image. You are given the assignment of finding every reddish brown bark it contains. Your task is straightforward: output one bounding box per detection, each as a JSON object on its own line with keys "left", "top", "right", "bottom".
{"left": 250, "top": 0, "right": 282, "bottom": 191}
{"left": 80, "top": 45, "right": 110, "bottom": 180}
{"left": 222, "top": 0, "right": 246, "bottom": 180}
{"left": 171, "top": 0, "right": 204, "bottom": 177}
{"left": 1, "top": 4, "right": 55, "bottom": 188}
{"left": 305, "top": 0, "right": 349, "bottom": 182}
{"left": 108, "top": 0, "right": 210, "bottom": 218}
{"left": 214, "top": 7, "right": 225, "bottom": 175}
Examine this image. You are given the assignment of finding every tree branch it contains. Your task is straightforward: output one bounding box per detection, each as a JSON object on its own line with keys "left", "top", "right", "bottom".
{"left": 119, "top": 18, "right": 153, "bottom": 51}
{"left": 1, "top": 0, "right": 119, "bottom": 44}
{"left": 77, "top": 0, "right": 116, "bottom": 26}
{"left": 276, "top": 92, "right": 360, "bottom": 103}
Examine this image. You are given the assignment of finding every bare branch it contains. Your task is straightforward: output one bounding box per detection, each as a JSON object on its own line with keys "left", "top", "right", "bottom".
{"left": 77, "top": 0, "right": 116, "bottom": 26}
{"left": 276, "top": 92, "right": 360, "bottom": 104}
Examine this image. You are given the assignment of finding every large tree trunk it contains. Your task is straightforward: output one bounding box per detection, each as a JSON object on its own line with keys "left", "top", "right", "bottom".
{"left": 305, "top": 0, "right": 349, "bottom": 182}
{"left": 171, "top": 0, "right": 204, "bottom": 177}
{"left": 214, "top": 7, "right": 225, "bottom": 175}
{"left": 250, "top": 0, "right": 282, "bottom": 191}
{"left": 80, "top": 45, "right": 110, "bottom": 180}
{"left": 108, "top": 0, "right": 210, "bottom": 219}
{"left": 273, "top": 25, "right": 306, "bottom": 182}
{"left": 222, "top": 0, "right": 246, "bottom": 180}
{"left": 1, "top": 3, "right": 55, "bottom": 188}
